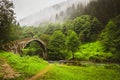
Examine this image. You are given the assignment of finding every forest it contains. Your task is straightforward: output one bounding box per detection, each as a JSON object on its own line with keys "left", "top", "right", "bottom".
{"left": 0, "top": 0, "right": 120, "bottom": 80}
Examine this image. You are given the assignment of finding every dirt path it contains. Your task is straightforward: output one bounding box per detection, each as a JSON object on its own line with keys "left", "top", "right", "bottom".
{"left": 0, "top": 58, "right": 20, "bottom": 79}
{"left": 27, "top": 64, "right": 53, "bottom": 80}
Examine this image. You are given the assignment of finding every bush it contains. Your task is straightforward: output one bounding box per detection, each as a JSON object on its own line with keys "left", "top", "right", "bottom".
{"left": 74, "top": 41, "right": 113, "bottom": 61}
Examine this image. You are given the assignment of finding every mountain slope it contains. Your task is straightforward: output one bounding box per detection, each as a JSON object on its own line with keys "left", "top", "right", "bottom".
{"left": 19, "top": 0, "right": 91, "bottom": 26}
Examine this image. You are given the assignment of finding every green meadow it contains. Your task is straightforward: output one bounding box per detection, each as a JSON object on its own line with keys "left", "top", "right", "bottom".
{"left": 39, "top": 64, "right": 120, "bottom": 80}
{"left": 0, "top": 51, "right": 48, "bottom": 79}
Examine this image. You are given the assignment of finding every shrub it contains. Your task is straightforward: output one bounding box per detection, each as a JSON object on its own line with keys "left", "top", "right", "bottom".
{"left": 74, "top": 41, "right": 113, "bottom": 61}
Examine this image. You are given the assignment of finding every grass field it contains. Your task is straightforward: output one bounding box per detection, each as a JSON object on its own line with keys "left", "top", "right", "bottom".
{"left": 0, "top": 51, "right": 120, "bottom": 80}
{"left": 0, "top": 51, "right": 48, "bottom": 79}
{"left": 39, "top": 63, "right": 120, "bottom": 80}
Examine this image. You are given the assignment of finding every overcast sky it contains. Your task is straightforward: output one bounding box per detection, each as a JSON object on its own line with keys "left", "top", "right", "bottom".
{"left": 13, "top": 0, "right": 67, "bottom": 20}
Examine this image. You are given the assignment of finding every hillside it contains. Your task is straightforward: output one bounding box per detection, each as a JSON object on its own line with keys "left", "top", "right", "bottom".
{"left": 19, "top": 0, "right": 91, "bottom": 26}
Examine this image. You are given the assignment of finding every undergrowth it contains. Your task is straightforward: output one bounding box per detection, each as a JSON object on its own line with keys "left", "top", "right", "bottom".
{"left": 75, "top": 41, "right": 113, "bottom": 62}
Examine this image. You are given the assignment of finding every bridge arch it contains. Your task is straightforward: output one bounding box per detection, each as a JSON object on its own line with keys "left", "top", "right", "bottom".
{"left": 0, "top": 38, "right": 47, "bottom": 59}
{"left": 23, "top": 39, "right": 47, "bottom": 59}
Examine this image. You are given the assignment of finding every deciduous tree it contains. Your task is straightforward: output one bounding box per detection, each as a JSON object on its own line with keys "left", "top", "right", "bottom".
{"left": 47, "top": 30, "right": 67, "bottom": 60}
{"left": 0, "top": 0, "right": 15, "bottom": 44}
{"left": 73, "top": 15, "right": 102, "bottom": 42}
{"left": 66, "top": 30, "right": 80, "bottom": 59}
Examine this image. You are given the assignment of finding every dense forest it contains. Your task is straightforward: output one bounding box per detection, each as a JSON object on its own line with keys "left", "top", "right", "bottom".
{"left": 0, "top": 0, "right": 120, "bottom": 80}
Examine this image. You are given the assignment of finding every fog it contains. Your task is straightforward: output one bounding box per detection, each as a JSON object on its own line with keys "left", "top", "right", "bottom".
{"left": 13, "top": 0, "right": 67, "bottom": 20}
{"left": 13, "top": 0, "right": 92, "bottom": 26}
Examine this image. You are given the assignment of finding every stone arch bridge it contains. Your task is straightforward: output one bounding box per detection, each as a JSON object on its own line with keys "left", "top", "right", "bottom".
{"left": 0, "top": 38, "right": 47, "bottom": 59}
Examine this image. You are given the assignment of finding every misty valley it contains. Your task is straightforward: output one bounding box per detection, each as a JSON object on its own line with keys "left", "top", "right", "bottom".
{"left": 0, "top": 0, "right": 120, "bottom": 80}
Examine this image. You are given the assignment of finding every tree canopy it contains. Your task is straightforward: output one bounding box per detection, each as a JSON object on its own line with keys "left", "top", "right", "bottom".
{"left": 47, "top": 30, "right": 67, "bottom": 60}
{"left": 66, "top": 30, "right": 80, "bottom": 59}
{"left": 100, "top": 15, "right": 120, "bottom": 61}
{"left": 73, "top": 15, "right": 102, "bottom": 42}
{"left": 83, "top": 0, "right": 120, "bottom": 25}
{"left": 0, "top": 0, "right": 15, "bottom": 44}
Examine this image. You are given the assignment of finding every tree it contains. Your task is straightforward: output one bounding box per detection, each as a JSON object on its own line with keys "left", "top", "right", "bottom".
{"left": 40, "top": 34, "right": 50, "bottom": 44}
{"left": 62, "top": 20, "right": 74, "bottom": 35}
{"left": 9, "top": 24, "right": 22, "bottom": 41}
{"left": 47, "top": 31, "right": 67, "bottom": 60}
{"left": 0, "top": 0, "right": 15, "bottom": 44}
{"left": 100, "top": 15, "right": 120, "bottom": 61}
{"left": 73, "top": 15, "right": 102, "bottom": 42}
{"left": 83, "top": 0, "right": 120, "bottom": 25}
{"left": 44, "top": 23, "right": 61, "bottom": 35}
{"left": 70, "top": 3, "right": 84, "bottom": 19}
{"left": 66, "top": 30, "right": 80, "bottom": 59}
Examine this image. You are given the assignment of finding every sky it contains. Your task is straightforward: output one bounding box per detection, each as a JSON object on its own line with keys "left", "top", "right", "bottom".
{"left": 13, "top": 0, "right": 67, "bottom": 20}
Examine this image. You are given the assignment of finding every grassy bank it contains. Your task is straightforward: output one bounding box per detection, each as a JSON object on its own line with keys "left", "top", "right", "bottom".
{"left": 39, "top": 64, "right": 120, "bottom": 80}
{"left": 0, "top": 51, "right": 48, "bottom": 79}
{"left": 75, "top": 41, "right": 113, "bottom": 62}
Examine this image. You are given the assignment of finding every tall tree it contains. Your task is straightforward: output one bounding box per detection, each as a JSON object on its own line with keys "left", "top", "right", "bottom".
{"left": 84, "top": 0, "right": 120, "bottom": 25}
{"left": 100, "top": 15, "right": 120, "bottom": 62}
{"left": 66, "top": 30, "right": 80, "bottom": 59}
{"left": 47, "top": 30, "right": 67, "bottom": 60}
{"left": 0, "top": 0, "right": 15, "bottom": 44}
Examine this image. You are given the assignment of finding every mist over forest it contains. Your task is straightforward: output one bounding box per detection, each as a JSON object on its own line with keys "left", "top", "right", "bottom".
{"left": 0, "top": 0, "right": 120, "bottom": 80}
{"left": 17, "top": 0, "right": 91, "bottom": 26}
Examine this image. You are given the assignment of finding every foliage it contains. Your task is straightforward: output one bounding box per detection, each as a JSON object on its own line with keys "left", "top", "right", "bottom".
{"left": 62, "top": 20, "right": 74, "bottom": 35}
{"left": 74, "top": 41, "right": 113, "bottom": 61}
{"left": 9, "top": 24, "right": 22, "bottom": 41}
{"left": 0, "top": 0, "right": 15, "bottom": 44}
{"left": 69, "top": 0, "right": 120, "bottom": 25}
{"left": 44, "top": 23, "right": 62, "bottom": 35}
{"left": 83, "top": 0, "right": 120, "bottom": 25}
{"left": 0, "top": 52, "right": 48, "bottom": 79}
{"left": 40, "top": 34, "right": 50, "bottom": 44}
{"left": 70, "top": 3, "right": 85, "bottom": 19}
{"left": 19, "top": 25, "right": 47, "bottom": 39}
{"left": 22, "top": 41, "right": 43, "bottom": 57}
{"left": 47, "top": 30, "right": 68, "bottom": 60}
{"left": 18, "top": 23, "right": 61, "bottom": 40}
{"left": 20, "top": 26, "right": 36, "bottom": 38}
{"left": 100, "top": 15, "right": 120, "bottom": 62}
{"left": 66, "top": 30, "right": 80, "bottom": 59}
{"left": 73, "top": 15, "right": 102, "bottom": 42}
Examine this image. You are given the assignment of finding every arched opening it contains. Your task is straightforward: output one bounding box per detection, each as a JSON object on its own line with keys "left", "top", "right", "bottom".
{"left": 22, "top": 39, "right": 47, "bottom": 59}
